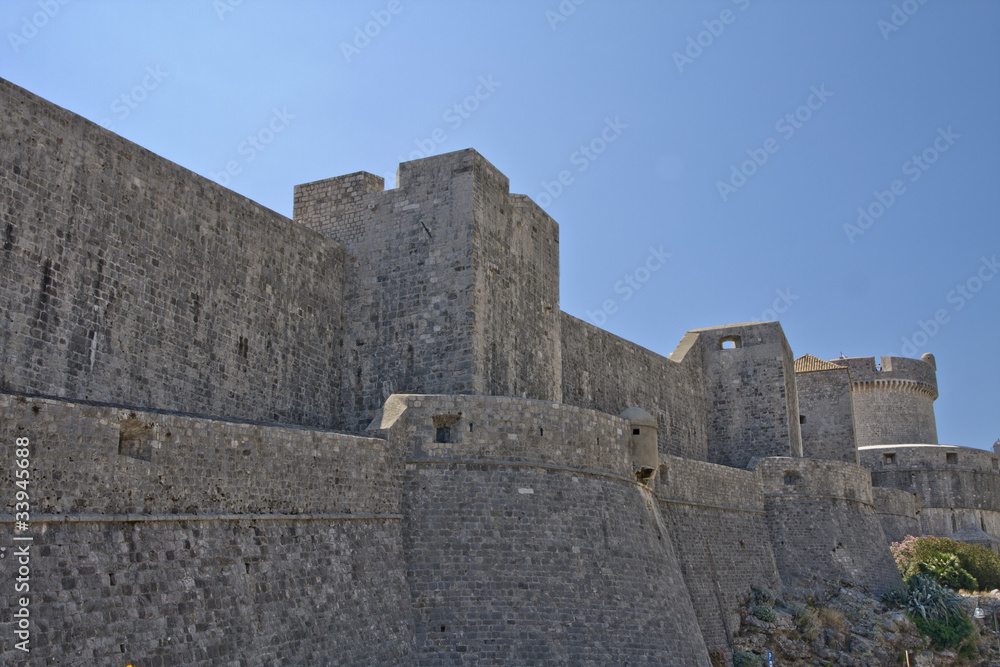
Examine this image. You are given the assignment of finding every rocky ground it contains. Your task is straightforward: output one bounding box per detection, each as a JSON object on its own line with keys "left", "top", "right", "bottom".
{"left": 726, "top": 585, "right": 1000, "bottom": 666}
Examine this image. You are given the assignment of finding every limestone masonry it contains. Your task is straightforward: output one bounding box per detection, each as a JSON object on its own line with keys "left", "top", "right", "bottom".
{"left": 0, "top": 77, "right": 995, "bottom": 665}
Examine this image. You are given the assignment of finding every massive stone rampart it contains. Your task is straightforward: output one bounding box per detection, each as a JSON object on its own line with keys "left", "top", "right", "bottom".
{"left": 759, "top": 457, "right": 902, "bottom": 595}
{"left": 872, "top": 486, "right": 922, "bottom": 544}
{"left": 372, "top": 394, "right": 712, "bottom": 666}
{"left": 0, "top": 78, "right": 346, "bottom": 428}
{"left": 657, "top": 455, "right": 780, "bottom": 654}
{"left": 861, "top": 444, "right": 1000, "bottom": 536}
{"left": 559, "top": 313, "right": 709, "bottom": 460}
{"left": 0, "top": 392, "right": 414, "bottom": 666}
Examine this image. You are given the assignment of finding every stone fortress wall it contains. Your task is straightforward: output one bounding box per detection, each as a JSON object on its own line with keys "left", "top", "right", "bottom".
{"left": 794, "top": 355, "right": 860, "bottom": 464}
{"left": 861, "top": 443, "right": 1000, "bottom": 537}
{"left": 0, "top": 78, "right": 346, "bottom": 429}
{"left": 0, "top": 76, "right": 989, "bottom": 665}
{"left": 0, "top": 393, "right": 415, "bottom": 665}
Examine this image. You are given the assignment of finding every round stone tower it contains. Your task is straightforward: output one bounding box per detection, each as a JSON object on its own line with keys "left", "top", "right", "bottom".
{"left": 831, "top": 354, "right": 938, "bottom": 446}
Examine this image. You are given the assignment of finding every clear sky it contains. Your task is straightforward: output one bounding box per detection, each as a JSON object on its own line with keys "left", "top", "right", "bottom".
{"left": 2, "top": 0, "right": 997, "bottom": 448}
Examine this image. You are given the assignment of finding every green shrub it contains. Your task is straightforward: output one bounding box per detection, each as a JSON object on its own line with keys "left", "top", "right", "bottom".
{"left": 911, "top": 612, "right": 974, "bottom": 650}
{"left": 790, "top": 603, "right": 819, "bottom": 641}
{"left": 917, "top": 553, "right": 978, "bottom": 591}
{"left": 882, "top": 575, "right": 974, "bottom": 649}
{"left": 752, "top": 586, "right": 778, "bottom": 605}
{"left": 732, "top": 651, "right": 761, "bottom": 667}
{"left": 751, "top": 604, "right": 777, "bottom": 623}
{"left": 882, "top": 575, "right": 964, "bottom": 622}
{"left": 890, "top": 535, "right": 1000, "bottom": 591}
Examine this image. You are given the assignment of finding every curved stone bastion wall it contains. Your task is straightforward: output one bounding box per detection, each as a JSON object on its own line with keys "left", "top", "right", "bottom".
{"left": 372, "top": 394, "right": 712, "bottom": 666}
{"left": 861, "top": 444, "right": 1000, "bottom": 537}
{"left": 656, "top": 455, "right": 780, "bottom": 654}
{"left": 0, "top": 393, "right": 415, "bottom": 666}
{"left": 871, "top": 487, "right": 922, "bottom": 544}
{"left": 758, "top": 457, "right": 902, "bottom": 595}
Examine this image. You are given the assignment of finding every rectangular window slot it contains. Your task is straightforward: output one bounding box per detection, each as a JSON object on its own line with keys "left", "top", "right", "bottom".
{"left": 883, "top": 453, "right": 896, "bottom": 465}
{"left": 947, "top": 453, "right": 957, "bottom": 465}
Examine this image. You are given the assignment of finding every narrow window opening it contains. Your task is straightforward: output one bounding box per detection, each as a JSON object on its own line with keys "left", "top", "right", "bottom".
{"left": 947, "top": 452, "right": 957, "bottom": 465}
{"left": 719, "top": 335, "right": 741, "bottom": 350}
{"left": 633, "top": 428, "right": 640, "bottom": 435}
{"left": 432, "top": 414, "right": 460, "bottom": 443}
{"left": 993, "top": 458, "right": 998, "bottom": 471}
{"left": 799, "top": 415, "right": 806, "bottom": 425}
{"left": 539, "top": 427, "right": 544, "bottom": 436}
{"left": 883, "top": 453, "right": 896, "bottom": 465}
{"left": 469, "top": 423, "right": 473, "bottom": 432}
{"left": 244, "top": 562, "right": 251, "bottom": 574}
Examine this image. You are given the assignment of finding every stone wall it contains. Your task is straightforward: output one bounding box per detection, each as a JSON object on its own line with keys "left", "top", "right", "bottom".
{"left": 0, "top": 393, "right": 415, "bottom": 666}
{"left": 293, "top": 150, "right": 562, "bottom": 432}
{"left": 657, "top": 455, "right": 780, "bottom": 654}
{"left": 559, "top": 313, "right": 709, "bottom": 461}
{"left": 872, "top": 487, "right": 922, "bottom": 544}
{"left": 373, "top": 394, "right": 712, "bottom": 666}
{"left": 861, "top": 444, "right": 1000, "bottom": 536}
{"left": 759, "top": 457, "right": 902, "bottom": 595}
{"left": 833, "top": 356, "right": 938, "bottom": 447}
{"left": 697, "top": 323, "right": 802, "bottom": 468}
{"left": 0, "top": 77, "right": 346, "bottom": 428}
{"left": 795, "top": 365, "right": 859, "bottom": 464}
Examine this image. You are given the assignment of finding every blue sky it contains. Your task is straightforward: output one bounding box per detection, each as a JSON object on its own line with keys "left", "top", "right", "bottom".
{"left": 2, "top": 0, "right": 997, "bottom": 448}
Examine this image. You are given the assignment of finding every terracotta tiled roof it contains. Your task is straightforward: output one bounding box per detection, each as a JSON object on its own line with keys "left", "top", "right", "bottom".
{"left": 794, "top": 354, "right": 844, "bottom": 373}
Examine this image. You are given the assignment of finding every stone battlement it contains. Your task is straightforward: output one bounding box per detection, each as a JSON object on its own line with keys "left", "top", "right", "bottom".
{"left": 832, "top": 355, "right": 938, "bottom": 399}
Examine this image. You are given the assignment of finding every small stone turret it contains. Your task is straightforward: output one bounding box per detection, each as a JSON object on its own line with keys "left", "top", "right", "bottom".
{"left": 831, "top": 355, "right": 938, "bottom": 446}
{"left": 622, "top": 407, "right": 658, "bottom": 483}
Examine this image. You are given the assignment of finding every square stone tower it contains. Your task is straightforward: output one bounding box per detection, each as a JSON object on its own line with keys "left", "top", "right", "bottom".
{"left": 692, "top": 322, "right": 803, "bottom": 468}
{"left": 294, "top": 149, "right": 561, "bottom": 430}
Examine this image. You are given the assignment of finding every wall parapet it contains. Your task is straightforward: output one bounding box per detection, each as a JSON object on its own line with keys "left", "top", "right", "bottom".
{"left": 372, "top": 393, "right": 634, "bottom": 479}
{"left": 0, "top": 393, "right": 403, "bottom": 517}
{"left": 832, "top": 356, "right": 938, "bottom": 400}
